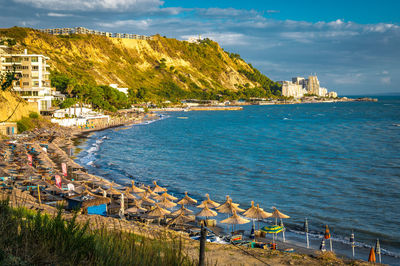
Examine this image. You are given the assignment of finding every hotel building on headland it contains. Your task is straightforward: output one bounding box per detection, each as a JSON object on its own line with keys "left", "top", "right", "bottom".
{"left": 0, "top": 49, "right": 65, "bottom": 113}
{"left": 279, "top": 75, "right": 338, "bottom": 98}
{"left": 38, "top": 27, "right": 155, "bottom": 41}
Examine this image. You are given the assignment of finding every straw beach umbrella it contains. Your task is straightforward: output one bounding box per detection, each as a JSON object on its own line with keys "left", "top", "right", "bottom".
{"left": 141, "top": 186, "right": 158, "bottom": 198}
{"left": 171, "top": 205, "right": 193, "bottom": 216}
{"left": 244, "top": 203, "right": 272, "bottom": 230}
{"left": 140, "top": 195, "right": 155, "bottom": 205}
{"left": 106, "top": 183, "right": 122, "bottom": 197}
{"left": 154, "top": 192, "right": 178, "bottom": 201}
{"left": 177, "top": 192, "right": 197, "bottom": 206}
{"left": 272, "top": 207, "right": 290, "bottom": 242}
{"left": 125, "top": 205, "right": 146, "bottom": 215}
{"left": 217, "top": 197, "right": 245, "bottom": 214}
{"left": 167, "top": 213, "right": 195, "bottom": 227}
{"left": 123, "top": 188, "right": 137, "bottom": 200}
{"left": 131, "top": 180, "right": 145, "bottom": 193}
{"left": 197, "top": 194, "right": 220, "bottom": 208}
{"left": 152, "top": 181, "right": 167, "bottom": 193}
{"left": 91, "top": 186, "right": 105, "bottom": 195}
{"left": 147, "top": 203, "right": 171, "bottom": 218}
{"left": 196, "top": 205, "right": 218, "bottom": 221}
{"left": 221, "top": 210, "right": 250, "bottom": 233}
{"left": 158, "top": 197, "right": 177, "bottom": 209}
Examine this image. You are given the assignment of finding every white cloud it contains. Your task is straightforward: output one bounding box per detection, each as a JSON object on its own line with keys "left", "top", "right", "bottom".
{"left": 13, "top": 0, "right": 162, "bottom": 11}
{"left": 48, "top": 12, "right": 73, "bottom": 17}
{"left": 97, "top": 19, "right": 152, "bottom": 29}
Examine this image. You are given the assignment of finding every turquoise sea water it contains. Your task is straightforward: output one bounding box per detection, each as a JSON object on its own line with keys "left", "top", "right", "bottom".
{"left": 77, "top": 97, "right": 400, "bottom": 264}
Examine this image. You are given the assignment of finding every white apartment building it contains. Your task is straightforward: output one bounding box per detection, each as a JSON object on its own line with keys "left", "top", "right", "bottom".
{"left": 280, "top": 75, "right": 338, "bottom": 98}
{"left": 38, "top": 27, "right": 155, "bottom": 41}
{"left": 279, "top": 81, "right": 307, "bottom": 98}
{"left": 0, "top": 49, "right": 63, "bottom": 113}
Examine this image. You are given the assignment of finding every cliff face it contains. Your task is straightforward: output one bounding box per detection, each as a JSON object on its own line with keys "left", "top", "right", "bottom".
{"left": 0, "top": 27, "right": 259, "bottom": 93}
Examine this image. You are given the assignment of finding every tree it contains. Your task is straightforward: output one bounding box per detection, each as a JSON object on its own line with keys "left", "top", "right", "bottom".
{"left": 1, "top": 66, "right": 17, "bottom": 91}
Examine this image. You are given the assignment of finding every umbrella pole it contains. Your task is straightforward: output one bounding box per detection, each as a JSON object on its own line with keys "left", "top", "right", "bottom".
{"left": 330, "top": 237, "right": 333, "bottom": 252}
{"left": 281, "top": 219, "right": 286, "bottom": 242}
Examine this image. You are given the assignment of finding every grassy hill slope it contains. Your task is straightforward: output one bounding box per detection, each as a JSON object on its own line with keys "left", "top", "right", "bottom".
{"left": 0, "top": 27, "right": 281, "bottom": 103}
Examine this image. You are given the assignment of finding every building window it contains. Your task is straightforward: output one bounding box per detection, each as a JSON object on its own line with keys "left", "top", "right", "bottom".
{"left": 31, "top": 57, "right": 38, "bottom": 62}
{"left": 33, "top": 81, "right": 39, "bottom": 86}
{"left": 22, "top": 74, "right": 29, "bottom": 78}
{"left": 33, "top": 91, "right": 38, "bottom": 96}
{"left": 23, "top": 82, "right": 29, "bottom": 86}
{"left": 32, "top": 66, "right": 39, "bottom": 71}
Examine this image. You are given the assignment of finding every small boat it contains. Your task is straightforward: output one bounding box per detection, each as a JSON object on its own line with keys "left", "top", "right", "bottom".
{"left": 177, "top": 117, "right": 188, "bottom": 119}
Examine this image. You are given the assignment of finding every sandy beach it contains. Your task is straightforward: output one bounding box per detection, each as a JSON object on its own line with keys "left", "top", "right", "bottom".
{"left": 0, "top": 113, "right": 381, "bottom": 265}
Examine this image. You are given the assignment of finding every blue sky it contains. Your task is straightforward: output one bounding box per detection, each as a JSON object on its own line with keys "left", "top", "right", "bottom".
{"left": 1, "top": 0, "right": 399, "bottom": 95}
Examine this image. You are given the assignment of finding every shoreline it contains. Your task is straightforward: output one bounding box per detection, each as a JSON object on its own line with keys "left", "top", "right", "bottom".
{"left": 147, "top": 96, "right": 378, "bottom": 112}
{"left": 1, "top": 106, "right": 390, "bottom": 265}
{"left": 70, "top": 113, "right": 395, "bottom": 265}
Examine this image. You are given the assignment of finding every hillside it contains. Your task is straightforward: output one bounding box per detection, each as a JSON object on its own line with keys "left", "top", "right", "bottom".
{"left": 0, "top": 27, "right": 281, "bottom": 103}
{"left": 0, "top": 90, "right": 37, "bottom": 122}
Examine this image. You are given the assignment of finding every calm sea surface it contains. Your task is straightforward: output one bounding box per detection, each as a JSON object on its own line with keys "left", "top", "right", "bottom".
{"left": 76, "top": 97, "right": 400, "bottom": 263}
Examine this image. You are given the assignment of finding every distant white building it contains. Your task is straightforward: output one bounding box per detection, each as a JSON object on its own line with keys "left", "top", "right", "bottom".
{"left": 51, "top": 104, "right": 110, "bottom": 127}
{"left": 187, "top": 35, "right": 202, "bottom": 43}
{"left": 279, "top": 81, "right": 307, "bottom": 98}
{"left": 280, "top": 75, "right": 338, "bottom": 98}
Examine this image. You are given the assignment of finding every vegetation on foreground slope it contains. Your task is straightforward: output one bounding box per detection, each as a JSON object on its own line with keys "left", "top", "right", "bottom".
{"left": 0, "top": 199, "right": 194, "bottom": 265}
{"left": 0, "top": 27, "right": 281, "bottom": 110}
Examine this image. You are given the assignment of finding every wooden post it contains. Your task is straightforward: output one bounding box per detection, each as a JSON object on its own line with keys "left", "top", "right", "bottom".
{"left": 199, "top": 222, "right": 206, "bottom": 266}
{"left": 37, "top": 185, "right": 41, "bottom": 205}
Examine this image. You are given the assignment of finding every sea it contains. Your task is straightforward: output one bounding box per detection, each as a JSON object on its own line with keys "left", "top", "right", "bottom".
{"left": 76, "top": 96, "right": 400, "bottom": 265}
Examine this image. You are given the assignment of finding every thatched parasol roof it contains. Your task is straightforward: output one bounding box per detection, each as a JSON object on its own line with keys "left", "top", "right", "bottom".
{"left": 130, "top": 180, "right": 145, "bottom": 193}
{"left": 152, "top": 181, "right": 167, "bottom": 193}
{"left": 177, "top": 192, "right": 197, "bottom": 205}
{"left": 91, "top": 186, "right": 105, "bottom": 195}
{"left": 125, "top": 205, "right": 147, "bottom": 214}
{"left": 271, "top": 207, "right": 290, "bottom": 219}
{"left": 123, "top": 188, "right": 137, "bottom": 200}
{"left": 106, "top": 183, "right": 122, "bottom": 196}
{"left": 147, "top": 204, "right": 170, "bottom": 217}
{"left": 196, "top": 205, "right": 218, "bottom": 217}
{"left": 140, "top": 195, "right": 155, "bottom": 205}
{"left": 243, "top": 201, "right": 256, "bottom": 216}
{"left": 220, "top": 210, "right": 250, "bottom": 225}
{"left": 168, "top": 213, "right": 195, "bottom": 226}
{"left": 196, "top": 194, "right": 220, "bottom": 208}
{"left": 154, "top": 192, "right": 177, "bottom": 201}
{"left": 171, "top": 205, "right": 193, "bottom": 216}
{"left": 158, "top": 198, "right": 177, "bottom": 209}
{"left": 216, "top": 197, "right": 245, "bottom": 214}
{"left": 244, "top": 203, "right": 272, "bottom": 220}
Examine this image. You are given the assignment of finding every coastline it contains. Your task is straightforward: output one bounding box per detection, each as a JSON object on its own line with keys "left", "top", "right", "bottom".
{"left": 70, "top": 111, "right": 390, "bottom": 265}
{"left": 1, "top": 105, "right": 388, "bottom": 265}
{"left": 147, "top": 96, "right": 378, "bottom": 112}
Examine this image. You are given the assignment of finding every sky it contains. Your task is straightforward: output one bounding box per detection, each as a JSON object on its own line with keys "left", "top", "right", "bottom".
{"left": 1, "top": 0, "right": 399, "bottom": 95}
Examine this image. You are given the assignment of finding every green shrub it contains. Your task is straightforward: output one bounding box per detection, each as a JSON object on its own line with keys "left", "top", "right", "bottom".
{"left": 28, "top": 112, "right": 39, "bottom": 119}
{"left": 17, "top": 116, "right": 34, "bottom": 133}
{"left": 0, "top": 201, "right": 195, "bottom": 266}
